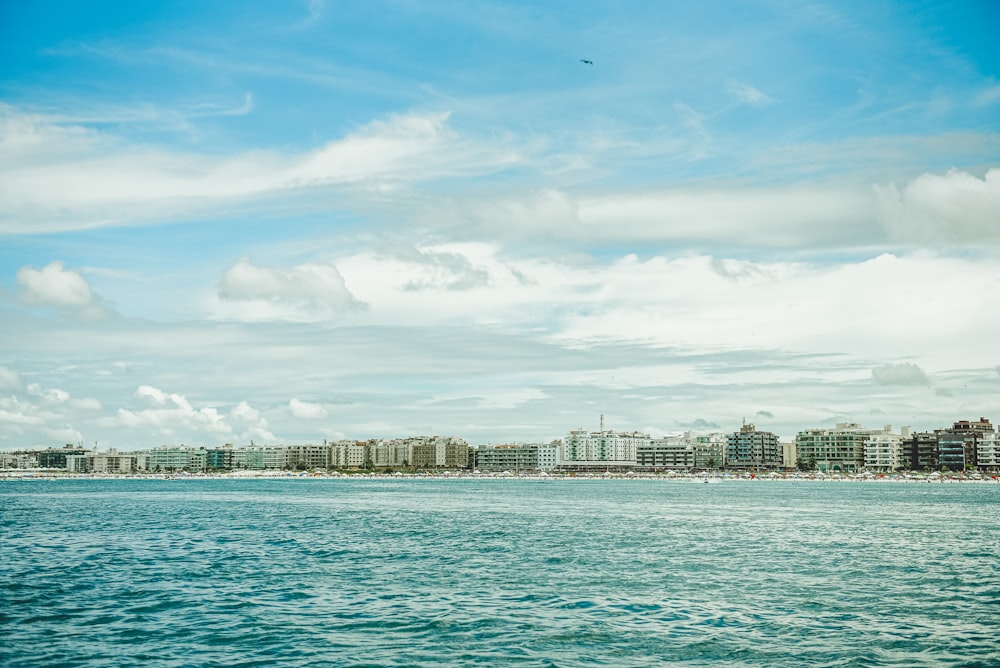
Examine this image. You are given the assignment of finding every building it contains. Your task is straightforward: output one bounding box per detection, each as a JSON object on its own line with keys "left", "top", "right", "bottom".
{"left": 371, "top": 439, "right": 410, "bottom": 468}
{"left": 140, "top": 446, "right": 201, "bottom": 472}
{"left": 936, "top": 418, "right": 994, "bottom": 471}
{"left": 410, "top": 436, "right": 469, "bottom": 468}
{"left": 976, "top": 431, "right": 1000, "bottom": 472}
{"left": 204, "top": 445, "right": 234, "bottom": 471}
{"left": 65, "top": 452, "right": 91, "bottom": 472}
{"left": 233, "top": 445, "right": 289, "bottom": 470}
{"left": 727, "top": 423, "right": 782, "bottom": 470}
{"left": 37, "top": 445, "right": 89, "bottom": 469}
{"left": 795, "top": 423, "right": 886, "bottom": 473}
{"left": 694, "top": 433, "right": 727, "bottom": 469}
{"left": 560, "top": 418, "right": 647, "bottom": 469}
{"left": 473, "top": 443, "right": 557, "bottom": 472}
{"left": 0, "top": 451, "right": 39, "bottom": 469}
{"left": 92, "top": 450, "right": 137, "bottom": 474}
{"left": 863, "top": 432, "right": 905, "bottom": 472}
{"left": 636, "top": 435, "right": 695, "bottom": 470}
{"left": 905, "top": 431, "right": 939, "bottom": 470}
{"left": 781, "top": 440, "right": 797, "bottom": 469}
{"left": 285, "top": 444, "right": 331, "bottom": 470}
{"left": 331, "top": 441, "right": 369, "bottom": 468}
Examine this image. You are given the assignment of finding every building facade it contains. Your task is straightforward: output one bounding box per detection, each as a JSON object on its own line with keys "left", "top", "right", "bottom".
{"left": 727, "top": 423, "right": 782, "bottom": 469}
{"left": 560, "top": 423, "right": 647, "bottom": 469}
{"left": 936, "top": 418, "right": 994, "bottom": 471}
{"left": 473, "top": 443, "right": 557, "bottom": 472}
{"left": 863, "top": 433, "right": 905, "bottom": 472}
{"left": 795, "top": 423, "right": 886, "bottom": 473}
{"left": 636, "top": 435, "right": 695, "bottom": 470}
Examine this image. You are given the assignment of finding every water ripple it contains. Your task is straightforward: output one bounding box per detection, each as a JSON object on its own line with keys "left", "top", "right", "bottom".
{"left": 2, "top": 479, "right": 998, "bottom": 667}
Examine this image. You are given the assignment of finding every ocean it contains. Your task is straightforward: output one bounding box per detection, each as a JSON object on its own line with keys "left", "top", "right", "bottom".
{"left": 2, "top": 478, "right": 998, "bottom": 667}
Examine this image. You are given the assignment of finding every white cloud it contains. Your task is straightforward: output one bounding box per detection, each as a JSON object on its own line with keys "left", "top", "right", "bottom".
{"left": 871, "top": 363, "right": 929, "bottom": 386}
{"left": 107, "top": 385, "right": 232, "bottom": 439}
{"left": 230, "top": 400, "right": 262, "bottom": 423}
{"left": 0, "top": 106, "right": 523, "bottom": 233}
{"left": 575, "top": 186, "right": 877, "bottom": 246}
{"left": 727, "top": 80, "right": 776, "bottom": 107}
{"left": 337, "top": 245, "right": 1000, "bottom": 375}
{"left": 27, "top": 383, "right": 71, "bottom": 403}
{"left": 440, "top": 184, "right": 880, "bottom": 248}
{"left": 217, "top": 258, "right": 365, "bottom": 321}
{"left": 876, "top": 168, "right": 1000, "bottom": 243}
{"left": 0, "top": 366, "right": 22, "bottom": 391}
{"left": 0, "top": 382, "right": 100, "bottom": 447}
{"left": 289, "top": 398, "right": 328, "bottom": 419}
{"left": 17, "top": 261, "right": 95, "bottom": 307}
{"left": 230, "top": 400, "right": 277, "bottom": 444}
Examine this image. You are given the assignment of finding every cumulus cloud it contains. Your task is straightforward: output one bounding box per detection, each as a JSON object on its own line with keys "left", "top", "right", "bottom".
{"left": 109, "top": 385, "right": 232, "bottom": 438}
{"left": 17, "top": 261, "right": 95, "bottom": 307}
{"left": 217, "top": 258, "right": 365, "bottom": 321}
{"left": 379, "top": 241, "right": 492, "bottom": 291}
{"left": 27, "top": 383, "right": 70, "bottom": 403}
{"left": 230, "top": 400, "right": 262, "bottom": 423}
{"left": 876, "top": 168, "right": 1000, "bottom": 243}
{"left": 230, "top": 400, "right": 277, "bottom": 444}
{"left": 0, "top": 380, "right": 100, "bottom": 446}
{"left": 872, "top": 362, "right": 929, "bottom": 386}
{"left": 289, "top": 398, "right": 328, "bottom": 419}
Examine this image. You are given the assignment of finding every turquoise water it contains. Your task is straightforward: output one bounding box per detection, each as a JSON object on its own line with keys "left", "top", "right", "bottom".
{"left": 2, "top": 479, "right": 998, "bottom": 667}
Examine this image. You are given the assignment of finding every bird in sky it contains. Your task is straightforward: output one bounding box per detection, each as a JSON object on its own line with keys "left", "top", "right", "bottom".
{"left": 580, "top": 59, "right": 593, "bottom": 65}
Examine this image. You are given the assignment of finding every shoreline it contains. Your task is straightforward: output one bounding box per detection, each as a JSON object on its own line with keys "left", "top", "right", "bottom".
{"left": 2, "top": 470, "right": 998, "bottom": 483}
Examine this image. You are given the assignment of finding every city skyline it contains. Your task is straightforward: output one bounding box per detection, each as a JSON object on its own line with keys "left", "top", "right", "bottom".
{"left": 2, "top": 1, "right": 999, "bottom": 449}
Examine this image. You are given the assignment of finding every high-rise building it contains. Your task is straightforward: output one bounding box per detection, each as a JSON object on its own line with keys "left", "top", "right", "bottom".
{"left": 905, "top": 431, "right": 939, "bottom": 470}
{"left": 936, "top": 418, "right": 994, "bottom": 471}
{"left": 726, "top": 423, "right": 782, "bottom": 469}
{"left": 560, "top": 421, "right": 646, "bottom": 469}
{"left": 636, "top": 435, "right": 695, "bottom": 470}
{"left": 472, "top": 443, "right": 557, "bottom": 471}
{"left": 795, "top": 423, "right": 884, "bottom": 473}
{"left": 976, "top": 431, "right": 1000, "bottom": 472}
{"left": 863, "top": 432, "right": 905, "bottom": 472}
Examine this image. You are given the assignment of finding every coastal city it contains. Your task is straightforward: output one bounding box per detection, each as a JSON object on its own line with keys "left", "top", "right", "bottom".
{"left": 3, "top": 415, "right": 998, "bottom": 477}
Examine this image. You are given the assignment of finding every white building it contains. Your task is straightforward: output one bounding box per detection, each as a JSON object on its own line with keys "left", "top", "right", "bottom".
{"left": 560, "top": 422, "right": 647, "bottom": 469}
{"left": 977, "top": 431, "right": 1000, "bottom": 472}
{"left": 331, "top": 441, "right": 368, "bottom": 468}
{"left": 863, "top": 432, "right": 905, "bottom": 472}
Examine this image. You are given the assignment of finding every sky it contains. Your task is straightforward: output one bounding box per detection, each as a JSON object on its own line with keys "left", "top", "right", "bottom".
{"left": 2, "top": 0, "right": 999, "bottom": 450}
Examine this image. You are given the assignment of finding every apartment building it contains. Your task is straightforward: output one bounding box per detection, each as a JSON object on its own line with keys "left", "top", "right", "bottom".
{"left": 636, "top": 435, "right": 695, "bottom": 470}
{"left": 795, "top": 423, "right": 884, "bottom": 473}
{"left": 863, "top": 431, "right": 906, "bottom": 472}
{"left": 473, "top": 443, "right": 557, "bottom": 471}
{"left": 726, "top": 423, "right": 782, "bottom": 469}
{"left": 561, "top": 427, "right": 647, "bottom": 469}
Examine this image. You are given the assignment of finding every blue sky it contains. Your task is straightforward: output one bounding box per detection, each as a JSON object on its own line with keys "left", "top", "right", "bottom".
{"left": 2, "top": 0, "right": 999, "bottom": 449}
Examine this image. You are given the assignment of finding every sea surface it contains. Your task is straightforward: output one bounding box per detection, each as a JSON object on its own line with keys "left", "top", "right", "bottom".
{"left": 2, "top": 478, "right": 998, "bottom": 667}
